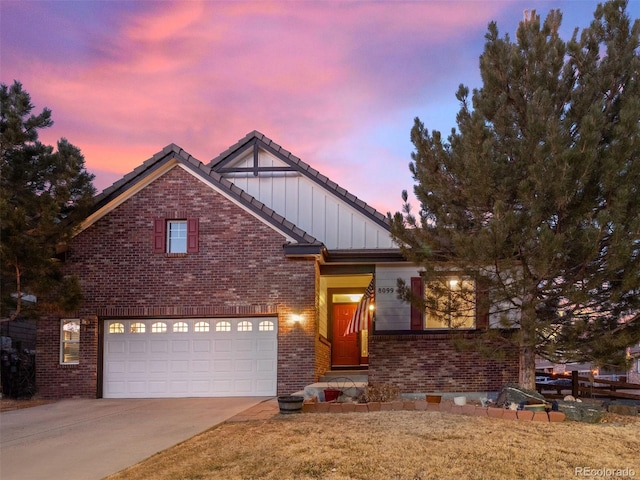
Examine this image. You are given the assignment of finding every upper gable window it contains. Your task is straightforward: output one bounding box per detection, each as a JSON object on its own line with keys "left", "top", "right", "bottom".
{"left": 153, "top": 218, "right": 199, "bottom": 254}
{"left": 167, "top": 221, "right": 187, "bottom": 253}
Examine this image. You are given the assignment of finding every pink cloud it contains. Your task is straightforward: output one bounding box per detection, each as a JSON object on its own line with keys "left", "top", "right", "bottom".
{"left": 2, "top": 0, "right": 510, "bottom": 212}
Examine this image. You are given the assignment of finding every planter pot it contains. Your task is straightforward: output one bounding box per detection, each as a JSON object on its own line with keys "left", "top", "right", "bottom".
{"left": 453, "top": 396, "right": 467, "bottom": 406}
{"left": 426, "top": 395, "right": 442, "bottom": 404}
{"left": 324, "top": 388, "right": 341, "bottom": 402}
{"left": 278, "top": 395, "right": 304, "bottom": 414}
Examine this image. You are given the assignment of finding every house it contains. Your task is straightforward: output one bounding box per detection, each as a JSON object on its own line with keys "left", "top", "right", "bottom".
{"left": 36, "top": 131, "right": 519, "bottom": 399}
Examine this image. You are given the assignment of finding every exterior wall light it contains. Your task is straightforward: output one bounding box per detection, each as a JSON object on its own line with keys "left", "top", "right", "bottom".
{"left": 291, "top": 314, "right": 303, "bottom": 324}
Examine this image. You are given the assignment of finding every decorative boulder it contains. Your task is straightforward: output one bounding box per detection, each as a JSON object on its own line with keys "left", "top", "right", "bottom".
{"left": 557, "top": 400, "right": 606, "bottom": 423}
{"left": 495, "top": 383, "right": 546, "bottom": 409}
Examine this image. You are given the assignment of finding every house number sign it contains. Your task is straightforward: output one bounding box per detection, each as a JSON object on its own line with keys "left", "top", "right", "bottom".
{"left": 377, "top": 287, "right": 395, "bottom": 295}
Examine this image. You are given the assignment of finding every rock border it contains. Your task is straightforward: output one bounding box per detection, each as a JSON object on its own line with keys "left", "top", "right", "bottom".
{"left": 301, "top": 399, "right": 566, "bottom": 422}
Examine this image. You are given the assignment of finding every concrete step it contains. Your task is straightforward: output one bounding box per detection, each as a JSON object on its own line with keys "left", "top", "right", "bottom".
{"left": 320, "top": 370, "right": 368, "bottom": 383}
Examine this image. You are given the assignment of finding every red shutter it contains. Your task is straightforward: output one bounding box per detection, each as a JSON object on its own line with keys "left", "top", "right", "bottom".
{"left": 187, "top": 218, "right": 199, "bottom": 253}
{"left": 475, "top": 278, "right": 489, "bottom": 329}
{"left": 410, "top": 277, "right": 424, "bottom": 330}
{"left": 153, "top": 218, "right": 166, "bottom": 253}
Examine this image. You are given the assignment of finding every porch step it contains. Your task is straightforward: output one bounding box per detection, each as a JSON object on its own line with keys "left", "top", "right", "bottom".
{"left": 320, "top": 370, "right": 368, "bottom": 384}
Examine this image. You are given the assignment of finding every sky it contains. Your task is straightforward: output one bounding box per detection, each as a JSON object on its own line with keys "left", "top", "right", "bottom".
{"left": 1, "top": 0, "right": 637, "bottom": 215}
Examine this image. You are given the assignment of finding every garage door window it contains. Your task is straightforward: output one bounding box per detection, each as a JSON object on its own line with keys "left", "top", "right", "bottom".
{"left": 194, "top": 321, "right": 210, "bottom": 332}
{"left": 238, "top": 321, "right": 252, "bottom": 331}
{"left": 259, "top": 320, "right": 275, "bottom": 331}
{"left": 215, "top": 321, "right": 231, "bottom": 332}
{"left": 109, "top": 322, "right": 125, "bottom": 334}
{"left": 61, "top": 319, "right": 80, "bottom": 364}
{"left": 173, "top": 321, "right": 189, "bottom": 333}
{"left": 131, "top": 322, "right": 146, "bottom": 333}
{"left": 152, "top": 322, "right": 168, "bottom": 333}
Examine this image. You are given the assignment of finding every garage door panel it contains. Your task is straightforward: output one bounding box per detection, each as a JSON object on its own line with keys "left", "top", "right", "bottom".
{"left": 104, "top": 317, "right": 277, "bottom": 398}
{"left": 214, "top": 339, "right": 232, "bottom": 352}
{"left": 234, "top": 359, "right": 253, "bottom": 372}
{"left": 150, "top": 340, "right": 169, "bottom": 353}
{"left": 108, "top": 341, "right": 126, "bottom": 354}
{"left": 171, "top": 340, "right": 190, "bottom": 352}
{"left": 193, "top": 340, "right": 211, "bottom": 352}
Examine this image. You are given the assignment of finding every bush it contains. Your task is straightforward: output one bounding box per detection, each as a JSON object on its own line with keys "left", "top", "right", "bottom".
{"left": 359, "top": 383, "right": 400, "bottom": 403}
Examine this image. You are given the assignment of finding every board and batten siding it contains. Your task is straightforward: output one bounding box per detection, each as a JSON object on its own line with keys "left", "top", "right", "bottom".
{"left": 374, "top": 265, "right": 520, "bottom": 331}
{"left": 221, "top": 150, "right": 394, "bottom": 250}
{"left": 374, "top": 265, "right": 419, "bottom": 331}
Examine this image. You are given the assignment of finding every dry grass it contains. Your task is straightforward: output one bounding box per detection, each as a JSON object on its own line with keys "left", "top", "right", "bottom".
{"left": 106, "top": 411, "right": 640, "bottom": 480}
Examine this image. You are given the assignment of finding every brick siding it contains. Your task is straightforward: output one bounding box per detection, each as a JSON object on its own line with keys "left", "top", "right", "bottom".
{"left": 36, "top": 166, "right": 317, "bottom": 398}
{"left": 369, "top": 332, "right": 519, "bottom": 392}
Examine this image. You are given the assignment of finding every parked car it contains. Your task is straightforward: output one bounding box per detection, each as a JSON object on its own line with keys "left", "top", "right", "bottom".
{"left": 550, "top": 378, "right": 572, "bottom": 387}
{"left": 535, "top": 376, "right": 555, "bottom": 384}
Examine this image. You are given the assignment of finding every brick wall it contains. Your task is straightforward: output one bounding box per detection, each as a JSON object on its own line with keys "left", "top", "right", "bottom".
{"left": 369, "top": 332, "right": 519, "bottom": 393}
{"left": 37, "top": 315, "right": 99, "bottom": 398}
{"left": 37, "top": 166, "right": 317, "bottom": 398}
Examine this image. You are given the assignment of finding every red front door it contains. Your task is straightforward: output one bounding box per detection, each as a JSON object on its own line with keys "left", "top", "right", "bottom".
{"left": 332, "top": 303, "right": 360, "bottom": 366}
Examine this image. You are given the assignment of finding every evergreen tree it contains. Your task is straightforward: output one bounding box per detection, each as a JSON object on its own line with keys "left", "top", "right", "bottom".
{"left": 0, "top": 81, "right": 95, "bottom": 322}
{"left": 390, "top": 1, "right": 640, "bottom": 389}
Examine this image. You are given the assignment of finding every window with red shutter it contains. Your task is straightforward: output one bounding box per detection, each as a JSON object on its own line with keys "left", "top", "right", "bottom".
{"left": 153, "top": 218, "right": 166, "bottom": 253}
{"left": 410, "top": 277, "right": 424, "bottom": 330}
{"left": 187, "top": 218, "right": 199, "bottom": 253}
{"left": 153, "top": 218, "right": 199, "bottom": 254}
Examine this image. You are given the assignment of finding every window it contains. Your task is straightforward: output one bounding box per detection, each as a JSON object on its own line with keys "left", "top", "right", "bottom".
{"left": 173, "top": 321, "right": 189, "bottom": 333}
{"left": 167, "top": 220, "right": 187, "bottom": 253}
{"left": 215, "top": 321, "right": 231, "bottom": 332}
{"left": 151, "top": 322, "right": 167, "bottom": 333}
{"left": 259, "top": 320, "right": 275, "bottom": 331}
{"left": 194, "top": 321, "right": 210, "bottom": 332}
{"left": 425, "top": 278, "right": 476, "bottom": 329}
{"left": 109, "top": 322, "right": 124, "bottom": 334}
{"left": 153, "top": 218, "right": 199, "bottom": 254}
{"left": 61, "top": 319, "right": 80, "bottom": 364}
{"left": 238, "top": 321, "right": 253, "bottom": 332}
{"left": 131, "top": 322, "right": 146, "bottom": 333}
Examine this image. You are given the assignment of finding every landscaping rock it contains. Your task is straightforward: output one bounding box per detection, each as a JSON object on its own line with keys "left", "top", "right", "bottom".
{"left": 495, "top": 383, "right": 546, "bottom": 408}
{"left": 557, "top": 400, "right": 606, "bottom": 423}
{"left": 608, "top": 404, "right": 638, "bottom": 416}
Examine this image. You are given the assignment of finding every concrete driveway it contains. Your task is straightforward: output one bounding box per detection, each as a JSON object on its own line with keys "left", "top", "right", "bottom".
{"left": 0, "top": 397, "right": 271, "bottom": 480}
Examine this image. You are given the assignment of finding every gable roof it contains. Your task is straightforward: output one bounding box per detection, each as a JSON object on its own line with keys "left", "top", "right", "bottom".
{"left": 210, "top": 131, "right": 390, "bottom": 230}
{"left": 84, "top": 144, "right": 319, "bottom": 245}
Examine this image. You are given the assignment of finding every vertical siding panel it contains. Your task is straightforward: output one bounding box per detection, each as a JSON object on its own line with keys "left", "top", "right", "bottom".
{"left": 284, "top": 174, "right": 299, "bottom": 224}
{"left": 324, "top": 195, "right": 338, "bottom": 248}
{"left": 297, "top": 180, "right": 313, "bottom": 234}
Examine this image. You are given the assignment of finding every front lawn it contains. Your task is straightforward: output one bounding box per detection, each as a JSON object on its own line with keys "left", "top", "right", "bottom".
{"left": 106, "top": 411, "right": 639, "bottom": 480}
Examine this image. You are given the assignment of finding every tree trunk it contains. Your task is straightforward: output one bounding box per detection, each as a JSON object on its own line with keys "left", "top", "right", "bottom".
{"left": 518, "top": 307, "right": 537, "bottom": 390}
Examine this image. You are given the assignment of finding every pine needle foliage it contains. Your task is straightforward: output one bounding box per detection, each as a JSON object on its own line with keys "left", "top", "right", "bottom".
{"left": 1, "top": 81, "right": 96, "bottom": 321}
{"left": 389, "top": 1, "right": 640, "bottom": 388}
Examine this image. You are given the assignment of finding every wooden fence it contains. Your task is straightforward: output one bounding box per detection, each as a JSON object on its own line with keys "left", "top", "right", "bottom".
{"left": 536, "top": 371, "right": 640, "bottom": 401}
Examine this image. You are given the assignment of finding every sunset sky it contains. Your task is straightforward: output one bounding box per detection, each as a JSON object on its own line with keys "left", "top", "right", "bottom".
{"left": 1, "top": 0, "right": 634, "bottom": 215}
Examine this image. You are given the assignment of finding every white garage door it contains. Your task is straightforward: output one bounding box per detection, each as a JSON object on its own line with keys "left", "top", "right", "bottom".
{"left": 103, "top": 317, "right": 277, "bottom": 398}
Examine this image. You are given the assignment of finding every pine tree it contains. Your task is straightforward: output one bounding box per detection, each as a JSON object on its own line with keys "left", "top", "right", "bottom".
{"left": 1, "top": 81, "right": 96, "bottom": 322}
{"left": 390, "top": 0, "right": 640, "bottom": 389}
